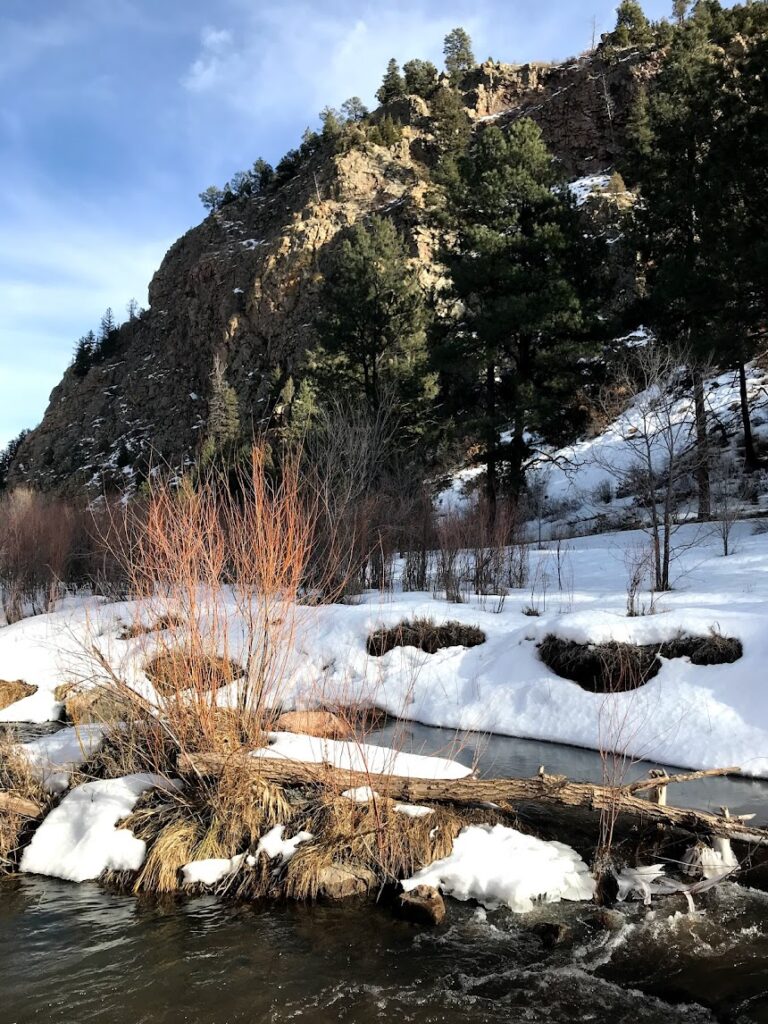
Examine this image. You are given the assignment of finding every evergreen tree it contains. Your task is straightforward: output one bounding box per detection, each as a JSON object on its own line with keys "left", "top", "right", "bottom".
{"left": 611, "top": 0, "right": 655, "bottom": 47}
{"left": 367, "top": 114, "right": 403, "bottom": 147}
{"left": 376, "top": 59, "right": 406, "bottom": 104}
{"left": 202, "top": 356, "right": 241, "bottom": 464}
{"left": 440, "top": 121, "right": 599, "bottom": 515}
{"left": 443, "top": 27, "right": 475, "bottom": 82}
{"left": 199, "top": 185, "right": 225, "bottom": 212}
{"left": 0, "top": 430, "right": 29, "bottom": 490}
{"left": 430, "top": 87, "right": 472, "bottom": 186}
{"left": 403, "top": 59, "right": 439, "bottom": 98}
{"left": 319, "top": 106, "right": 344, "bottom": 141}
{"left": 673, "top": 0, "right": 691, "bottom": 25}
{"left": 72, "top": 331, "right": 96, "bottom": 377}
{"left": 312, "top": 216, "right": 435, "bottom": 423}
{"left": 252, "top": 157, "right": 274, "bottom": 192}
{"left": 624, "top": 15, "right": 725, "bottom": 505}
{"left": 341, "top": 96, "right": 368, "bottom": 122}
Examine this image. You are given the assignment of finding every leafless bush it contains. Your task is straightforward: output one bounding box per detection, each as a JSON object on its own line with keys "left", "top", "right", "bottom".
{"left": 0, "top": 488, "right": 85, "bottom": 622}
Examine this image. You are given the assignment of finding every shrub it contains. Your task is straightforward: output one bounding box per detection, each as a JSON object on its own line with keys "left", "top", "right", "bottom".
{"left": 539, "top": 632, "right": 742, "bottom": 693}
{"left": 367, "top": 617, "right": 486, "bottom": 656}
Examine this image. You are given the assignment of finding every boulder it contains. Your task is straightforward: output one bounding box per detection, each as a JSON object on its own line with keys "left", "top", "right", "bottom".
{"left": 317, "top": 863, "right": 377, "bottom": 900}
{"left": 396, "top": 885, "right": 447, "bottom": 927}
{"left": 532, "top": 921, "right": 573, "bottom": 948}
{"left": 0, "top": 680, "right": 37, "bottom": 712}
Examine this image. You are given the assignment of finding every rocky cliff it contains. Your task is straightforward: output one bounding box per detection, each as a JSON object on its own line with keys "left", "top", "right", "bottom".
{"left": 9, "top": 46, "right": 651, "bottom": 494}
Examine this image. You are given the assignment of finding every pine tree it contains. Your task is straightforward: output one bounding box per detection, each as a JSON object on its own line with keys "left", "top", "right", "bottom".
{"left": 312, "top": 216, "right": 435, "bottom": 422}
{"left": 341, "top": 96, "right": 368, "bottom": 123}
{"left": 403, "top": 59, "right": 439, "bottom": 98}
{"left": 611, "top": 0, "right": 655, "bottom": 47}
{"left": 376, "top": 59, "right": 406, "bottom": 105}
{"left": 252, "top": 158, "right": 274, "bottom": 192}
{"left": 624, "top": 17, "right": 724, "bottom": 506}
{"left": 0, "top": 430, "right": 29, "bottom": 490}
{"left": 430, "top": 87, "right": 471, "bottom": 186}
{"left": 673, "top": 0, "right": 690, "bottom": 25}
{"left": 202, "top": 356, "right": 241, "bottom": 464}
{"left": 72, "top": 331, "right": 96, "bottom": 377}
{"left": 440, "top": 121, "right": 600, "bottom": 515}
{"left": 199, "top": 185, "right": 225, "bottom": 212}
{"left": 443, "top": 27, "right": 475, "bottom": 82}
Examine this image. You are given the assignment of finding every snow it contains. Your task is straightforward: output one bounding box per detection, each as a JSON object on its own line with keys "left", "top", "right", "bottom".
{"left": 6, "top": 512, "right": 768, "bottom": 777}
{"left": 402, "top": 823, "right": 595, "bottom": 913}
{"left": 342, "top": 786, "right": 379, "bottom": 802}
{"left": 255, "top": 824, "right": 313, "bottom": 862}
{"left": 182, "top": 854, "right": 245, "bottom": 886}
{"left": 394, "top": 803, "right": 434, "bottom": 818}
{"left": 20, "top": 774, "right": 180, "bottom": 883}
{"left": 252, "top": 732, "right": 472, "bottom": 780}
{"left": 567, "top": 173, "right": 611, "bottom": 206}
{"left": 22, "top": 724, "right": 105, "bottom": 793}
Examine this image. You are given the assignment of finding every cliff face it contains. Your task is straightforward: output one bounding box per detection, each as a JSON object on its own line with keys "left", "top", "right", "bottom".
{"left": 9, "top": 47, "right": 650, "bottom": 494}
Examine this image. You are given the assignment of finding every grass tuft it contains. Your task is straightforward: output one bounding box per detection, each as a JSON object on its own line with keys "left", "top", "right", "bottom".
{"left": 367, "top": 617, "right": 486, "bottom": 657}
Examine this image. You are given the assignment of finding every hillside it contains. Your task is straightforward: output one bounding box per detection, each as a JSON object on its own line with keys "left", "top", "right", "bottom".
{"left": 7, "top": 48, "right": 651, "bottom": 494}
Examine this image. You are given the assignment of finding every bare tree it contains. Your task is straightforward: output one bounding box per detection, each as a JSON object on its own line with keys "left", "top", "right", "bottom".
{"left": 595, "top": 344, "right": 701, "bottom": 592}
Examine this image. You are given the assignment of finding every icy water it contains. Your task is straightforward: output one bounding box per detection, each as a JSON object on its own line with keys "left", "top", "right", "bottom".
{"left": 3, "top": 725, "right": 768, "bottom": 1024}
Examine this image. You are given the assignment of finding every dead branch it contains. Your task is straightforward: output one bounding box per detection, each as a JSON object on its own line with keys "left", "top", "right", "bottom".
{"left": 178, "top": 752, "right": 768, "bottom": 848}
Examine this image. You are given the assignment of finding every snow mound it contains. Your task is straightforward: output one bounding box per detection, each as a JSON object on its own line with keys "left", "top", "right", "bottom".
{"left": 182, "top": 854, "right": 246, "bottom": 886}
{"left": 22, "top": 724, "right": 105, "bottom": 793}
{"left": 252, "top": 732, "right": 472, "bottom": 780}
{"left": 20, "top": 773, "right": 180, "bottom": 883}
{"left": 256, "top": 824, "right": 313, "bottom": 862}
{"left": 402, "top": 823, "right": 596, "bottom": 912}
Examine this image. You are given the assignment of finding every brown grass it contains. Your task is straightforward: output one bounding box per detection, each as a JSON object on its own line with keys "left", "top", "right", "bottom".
{"left": 539, "top": 631, "right": 743, "bottom": 693}
{"left": 367, "top": 618, "right": 486, "bottom": 657}
{"left": 0, "top": 729, "right": 49, "bottom": 873}
{"left": 0, "top": 680, "right": 37, "bottom": 712}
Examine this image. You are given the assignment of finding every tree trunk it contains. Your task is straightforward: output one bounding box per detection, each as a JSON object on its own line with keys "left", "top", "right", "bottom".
{"left": 692, "top": 364, "right": 711, "bottom": 520}
{"left": 739, "top": 362, "right": 761, "bottom": 471}
{"left": 179, "top": 753, "right": 768, "bottom": 849}
{"left": 485, "top": 362, "right": 498, "bottom": 530}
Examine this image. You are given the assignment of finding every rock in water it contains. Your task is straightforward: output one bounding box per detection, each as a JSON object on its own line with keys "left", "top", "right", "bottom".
{"left": 397, "top": 885, "right": 447, "bottom": 927}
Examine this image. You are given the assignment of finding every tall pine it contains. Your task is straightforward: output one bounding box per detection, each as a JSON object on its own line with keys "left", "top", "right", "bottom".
{"left": 440, "top": 120, "right": 599, "bottom": 519}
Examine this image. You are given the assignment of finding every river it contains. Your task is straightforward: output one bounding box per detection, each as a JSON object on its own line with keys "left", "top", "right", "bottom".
{"left": 2, "top": 724, "right": 768, "bottom": 1023}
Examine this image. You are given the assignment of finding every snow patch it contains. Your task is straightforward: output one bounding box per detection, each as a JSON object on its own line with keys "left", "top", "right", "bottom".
{"left": 402, "top": 823, "right": 596, "bottom": 912}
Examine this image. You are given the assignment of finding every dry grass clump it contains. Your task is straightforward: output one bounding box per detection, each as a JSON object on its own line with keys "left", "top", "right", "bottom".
{"left": 282, "top": 795, "right": 462, "bottom": 900}
{"left": 539, "top": 631, "right": 743, "bottom": 693}
{"left": 117, "top": 615, "right": 184, "bottom": 640}
{"left": 0, "top": 680, "right": 37, "bottom": 712}
{"left": 144, "top": 651, "right": 243, "bottom": 697}
{"left": 116, "top": 766, "right": 294, "bottom": 894}
{"left": 0, "top": 728, "right": 48, "bottom": 873}
{"left": 367, "top": 618, "right": 486, "bottom": 657}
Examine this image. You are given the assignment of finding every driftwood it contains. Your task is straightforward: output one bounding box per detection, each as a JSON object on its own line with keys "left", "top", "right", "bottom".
{"left": 0, "top": 793, "right": 42, "bottom": 818}
{"left": 179, "top": 752, "right": 768, "bottom": 848}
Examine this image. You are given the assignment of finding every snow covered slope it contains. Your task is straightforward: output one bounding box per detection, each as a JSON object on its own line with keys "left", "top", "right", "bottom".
{"left": 2, "top": 521, "right": 768, "bottom": 776}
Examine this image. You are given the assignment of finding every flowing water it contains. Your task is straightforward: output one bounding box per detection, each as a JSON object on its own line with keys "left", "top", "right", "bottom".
{"left": 2, "top": 724, "right": 768, "bottom": 1023}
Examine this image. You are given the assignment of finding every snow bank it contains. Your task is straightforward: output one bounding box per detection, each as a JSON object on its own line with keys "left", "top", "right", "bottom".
{"left": 253, "top": 732, "right": 472, "bottom": 780}
{"left": 20, "top": 774, "right": 180, "bottom": 883}
{"left": 22, "top": 724, "right": 105, "bottom": 793}
{"left": 402, "top": 824, "right": 595, "bottom": 912}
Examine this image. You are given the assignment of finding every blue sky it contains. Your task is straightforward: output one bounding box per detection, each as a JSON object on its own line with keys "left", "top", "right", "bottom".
{"left": 0, "top": 0, "right": 709, "bottom": 449}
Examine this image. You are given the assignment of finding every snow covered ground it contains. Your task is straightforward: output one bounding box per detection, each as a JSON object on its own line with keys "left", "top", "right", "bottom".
{"left": 2, "top": 520, "right": 768, "bottom": 776}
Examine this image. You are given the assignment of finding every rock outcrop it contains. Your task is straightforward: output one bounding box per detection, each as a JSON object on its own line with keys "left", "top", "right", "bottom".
{"left": 8, "top": 47, "right": 651, "bottom": 494}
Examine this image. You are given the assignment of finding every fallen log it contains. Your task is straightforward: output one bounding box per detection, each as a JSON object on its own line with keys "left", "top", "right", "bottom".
{"left": 179, "top": 752, "right": 768, "bottom": 848}
{"left": 0, "top": 793, "right": 43, "bottom": 818}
